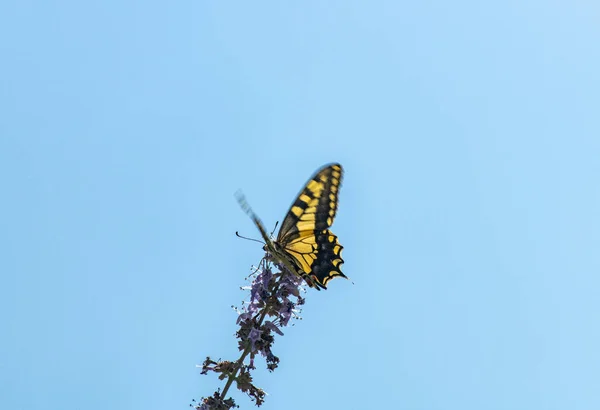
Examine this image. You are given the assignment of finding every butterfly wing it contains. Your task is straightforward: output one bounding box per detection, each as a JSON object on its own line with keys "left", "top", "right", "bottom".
{"left": 275, "top": 163, "right": 346, "bottom": 290}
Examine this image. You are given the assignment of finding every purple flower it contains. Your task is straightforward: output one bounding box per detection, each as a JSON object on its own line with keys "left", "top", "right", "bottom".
{"left": 264, "top": 320, "right": 284, "bottom": 336}
{"left": 260, "top": 267, "right": 273, "bottom": 289}
{"left": 278, "top": 300, "right": 294, "bottom": 326}
{"left": 236, "top": 311, "right": 252, "bottom": 325}
{"left": 198, "top": 257, "right": 307, "bottom": 407}
{"left": 248, "top": 327, "right": 262, "bottom": 346}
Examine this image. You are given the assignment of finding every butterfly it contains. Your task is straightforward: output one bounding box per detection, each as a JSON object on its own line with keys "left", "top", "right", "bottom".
{"left": 238, "top": 163, "right": 346, "bottom": 290}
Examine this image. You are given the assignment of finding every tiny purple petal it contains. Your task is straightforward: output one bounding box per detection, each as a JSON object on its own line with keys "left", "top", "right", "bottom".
{"left": 249, "top": 327, "right": 262, "bottom": 344}
{"left": 236, "top": 312, "right": 252, "bottom": 324}
{"left": 264, "top": 321, "right": 284, "bottom": 336}
{"left": 260, "top": 268, "right": 273, "bottom": 289}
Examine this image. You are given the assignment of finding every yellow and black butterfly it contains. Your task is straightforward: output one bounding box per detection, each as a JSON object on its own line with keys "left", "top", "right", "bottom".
{"left": 238, "top": 163, "right": 346, "bottom": 290}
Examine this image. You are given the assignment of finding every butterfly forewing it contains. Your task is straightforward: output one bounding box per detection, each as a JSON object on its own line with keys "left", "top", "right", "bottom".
{"left": 277, "top": 164, "right": 343, "bottom": 244}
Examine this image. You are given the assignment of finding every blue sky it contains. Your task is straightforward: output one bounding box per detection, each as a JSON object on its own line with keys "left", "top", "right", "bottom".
{"left": 2, "top": 1, "right": 599, "bottom": 409}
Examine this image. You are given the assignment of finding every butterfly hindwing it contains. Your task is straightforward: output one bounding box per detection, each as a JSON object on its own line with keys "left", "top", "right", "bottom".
{"left": 282, "top": 229, "right": 344, "bottom": 290}
{"left": 274, "top": 163, "right": 346, "bottom": 290}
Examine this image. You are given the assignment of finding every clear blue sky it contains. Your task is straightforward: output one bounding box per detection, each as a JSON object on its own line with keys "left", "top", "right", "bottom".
{"left": 2, "top": 1, "right": 599, "bottom": 409}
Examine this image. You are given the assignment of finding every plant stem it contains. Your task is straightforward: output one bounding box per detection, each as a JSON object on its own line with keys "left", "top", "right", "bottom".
{"left": 220, "top": 307, "right": 270, "bottom": 398}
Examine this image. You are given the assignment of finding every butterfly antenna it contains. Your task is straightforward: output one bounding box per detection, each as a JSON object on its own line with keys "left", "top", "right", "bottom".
{"left": 235, "top": 231, "right": 264, "bottom": 245}
{"left": 270, "top": 220, "right": 279, "bottom": 238}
